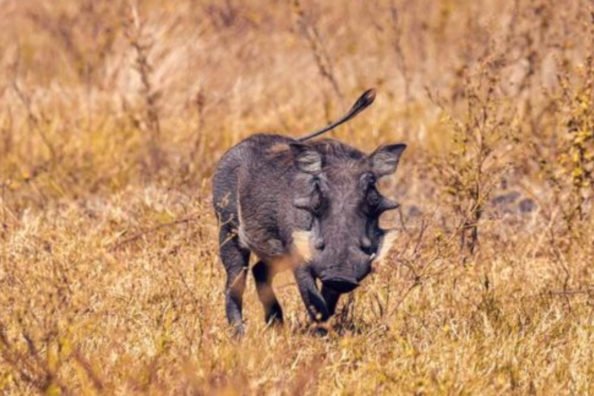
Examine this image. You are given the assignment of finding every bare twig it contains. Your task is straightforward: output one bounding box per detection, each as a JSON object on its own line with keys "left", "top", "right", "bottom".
{"left": 108, "top": 213, "right": 200, "bottom": 250}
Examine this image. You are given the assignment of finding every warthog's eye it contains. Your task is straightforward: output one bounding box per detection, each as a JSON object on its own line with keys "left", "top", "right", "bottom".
{"left": 364, "top": 186, "right": 398, "bottom": 214}
{"left": 360, "top": 172, "right": 377, "bottom": 187}
{"left": 310, "top": 186, "right": 322, "bottom": 212}
{"left": 293, "top": 176, "right": 327, "bottom": 216}
{"left": 367, "top": 188, "right": 380, "bottom": 207}
{"left": 310, "top": 178, "right": 330, "bottom": 216}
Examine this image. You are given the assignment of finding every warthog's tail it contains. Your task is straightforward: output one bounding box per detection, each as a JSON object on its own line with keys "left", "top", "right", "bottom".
{"left": 298, "top": 89, "right": 376, "bottom": 141}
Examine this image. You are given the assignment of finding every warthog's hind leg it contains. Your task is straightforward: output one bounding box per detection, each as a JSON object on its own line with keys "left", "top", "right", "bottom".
{"left": 219, "top": 224, "right": 250, "bottom": 337}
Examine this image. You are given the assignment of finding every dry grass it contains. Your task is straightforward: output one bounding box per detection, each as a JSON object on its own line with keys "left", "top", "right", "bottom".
{"left": 1, "top": 0, "right": 593, "bottom": 394}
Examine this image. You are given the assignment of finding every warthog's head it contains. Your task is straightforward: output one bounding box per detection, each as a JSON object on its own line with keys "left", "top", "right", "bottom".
{"left": 290, "top": 140, "right": 406, "bottom": 293}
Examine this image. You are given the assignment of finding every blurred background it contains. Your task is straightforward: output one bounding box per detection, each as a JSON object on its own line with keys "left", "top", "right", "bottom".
{"left": 0, "top": 0, "right": 590, "bottom": 201}
{"left": 0, "top": 0, "right": 593, "bottom": 394}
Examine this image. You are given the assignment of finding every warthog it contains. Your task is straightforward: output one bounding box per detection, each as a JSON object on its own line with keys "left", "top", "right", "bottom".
{"left": 212, "top": 90, "right": 406, "bottom": 335}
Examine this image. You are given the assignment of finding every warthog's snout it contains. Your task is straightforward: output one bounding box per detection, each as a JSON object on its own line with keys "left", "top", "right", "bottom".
{"left": 319, "top": 250, "right": 376, "bottom": 293}
{"left": 321, "top": 275, "right": 359, "bottom": 293}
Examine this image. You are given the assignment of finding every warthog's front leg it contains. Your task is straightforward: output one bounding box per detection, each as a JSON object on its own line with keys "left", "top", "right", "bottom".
{"left": 252, "top": 260, "right": 284, "bottom": 326}
{"left": 321, "top": 286, "right": 341, "bottom": 317}
{"left": 294, "top": 266, "right": 329, "bottom": 322}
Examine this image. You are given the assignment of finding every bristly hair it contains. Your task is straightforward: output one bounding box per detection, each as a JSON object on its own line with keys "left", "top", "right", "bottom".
{"left": 309, "top": 139, "right": 365, "bottom": 163}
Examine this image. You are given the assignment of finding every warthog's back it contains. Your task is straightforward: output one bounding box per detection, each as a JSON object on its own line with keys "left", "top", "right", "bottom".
{"left": 212, "top": 134, "right": 312, "bottom": 260}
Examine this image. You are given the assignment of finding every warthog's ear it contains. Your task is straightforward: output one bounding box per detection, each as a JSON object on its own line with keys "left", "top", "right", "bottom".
{"left": 290, "top": 143, "right": 323, "bottom": 175}
{"left": 369, "top": 144, "right": 406, "bottom": 177}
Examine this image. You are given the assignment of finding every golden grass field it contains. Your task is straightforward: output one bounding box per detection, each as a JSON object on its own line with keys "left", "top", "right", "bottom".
{"left": 1, "top": 0, "right": 593, "bottom": 394}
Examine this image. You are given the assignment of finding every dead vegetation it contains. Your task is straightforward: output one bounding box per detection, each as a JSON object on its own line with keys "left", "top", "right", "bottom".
{"left": 0, "top": 0, "right": 593, "bottom": 394}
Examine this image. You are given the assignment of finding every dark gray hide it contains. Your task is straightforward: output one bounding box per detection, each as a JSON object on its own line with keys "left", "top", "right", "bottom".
{"left": 212, "top": 134, "right": 405, "bottom": 335}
